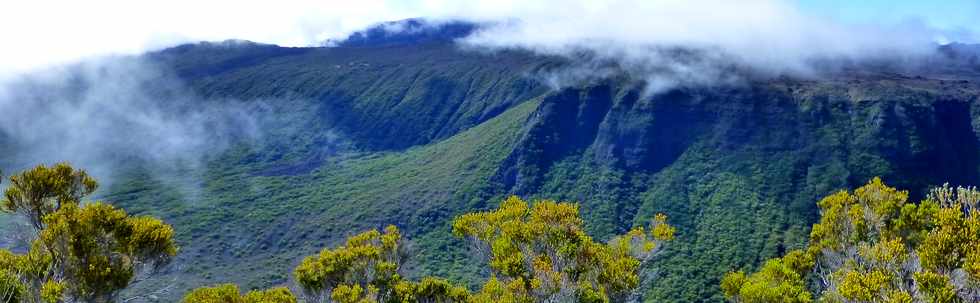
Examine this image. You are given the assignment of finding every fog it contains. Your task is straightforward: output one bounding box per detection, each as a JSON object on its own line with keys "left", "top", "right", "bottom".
{"left": 2, "top": 0, "right": 973, "bottom": 76}
{"left": 450, "top": 0, "right": 950, "bottom": 92}
{"left": 0, "top": 57, "right": 264, "bottom": 187}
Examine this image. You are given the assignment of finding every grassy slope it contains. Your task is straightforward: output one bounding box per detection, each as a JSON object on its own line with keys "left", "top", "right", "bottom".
{"left": 3, "top": 40, "right": 554, "bottom": 301}
{"left": 111, "top": 97, "right": 542, "bottom": 300}
{"left": 152, "top": 41, "right": 551, "bottom": 151}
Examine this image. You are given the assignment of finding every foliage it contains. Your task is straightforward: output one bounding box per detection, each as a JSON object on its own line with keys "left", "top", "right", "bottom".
{"left": 37, "top": 202, "right": 176, "bottom": 301}
{"left": 294, "top": 225, "right": 469, "bottom": 303}
{"left": 181, "top": 283, "right": 296, "bottom": 303}
{"left": 0, "top": 163, "right": 178, "bottom": 303}
{"left": 722, "top": 178, "right": 980, "bottom": 303}
{"left": 1, "top": 163, "right": 97, "bottom": 231}
{"left": 719, "top": 250, "right": 813, "bottom": 303}
{"left": 452, "top": 196, "right": 674, "bottom": 302}
{"left": 393, "top": 277, "right": 471, "bottom": 303}
{"left": 0, "top": 265, "right": 24, "bottom": 303}
{"left": 17, "top": 39, "right": 976, "bottom": 303}
{"left": 179, "top": 196, "right": 671, "bottom": 303}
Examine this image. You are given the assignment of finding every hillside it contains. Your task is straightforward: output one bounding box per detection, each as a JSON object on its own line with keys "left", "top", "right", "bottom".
{"left": 3, "top": 24, "right": 980, "bottom": 302}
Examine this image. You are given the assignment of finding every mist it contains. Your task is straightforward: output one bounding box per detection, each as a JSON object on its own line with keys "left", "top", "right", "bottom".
{"left": 450, "top": 0, "right": 953, "bottom": 93}
{"left": 5, "top": 0, "right": 975, "bottom": 95}
{"left": 0, "top": 57, "right": 264, "bottom": 189}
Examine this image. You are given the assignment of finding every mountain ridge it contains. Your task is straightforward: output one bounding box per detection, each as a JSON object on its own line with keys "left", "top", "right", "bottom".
{"left": 3, "top": 29, "right": 980, "bottom": 302}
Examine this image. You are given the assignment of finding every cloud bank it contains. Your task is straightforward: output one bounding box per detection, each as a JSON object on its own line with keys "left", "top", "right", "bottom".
{"left": 3, "top": 0, "right": 973, "bottom": 94}
{"left": 0, "top": 58, "right": 263, "bottom": 184}
{"left": 453, "top": 0, "right": 952, "bottom": 92}
{"left": 1, "top": 0, "right": 974, "bottom": 74}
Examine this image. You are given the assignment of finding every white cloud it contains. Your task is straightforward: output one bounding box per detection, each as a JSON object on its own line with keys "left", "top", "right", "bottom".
{"left": 0, "top": 0, "right": 427, "bottom": 74}
{"left": 0, "top": 0, "right": 971, "bottom": 81}
{"left": 0, "top": 58, "right": 264, "bottom": 183}
{"left": 466, "top": 0, "right": 936, "bottom": 60}
{"left": 451, "top": 0, "right": 951, "bottom": 92}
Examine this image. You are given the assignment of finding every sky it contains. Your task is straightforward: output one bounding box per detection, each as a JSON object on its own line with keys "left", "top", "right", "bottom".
{"left": 0, "top": 0, "right": 977, "bottom": 75}
{"left": 799, "top": 0, "right": 980, "bottom": 43}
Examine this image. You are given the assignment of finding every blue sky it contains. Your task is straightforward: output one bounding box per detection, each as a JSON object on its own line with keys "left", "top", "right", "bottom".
{"left": 800, "top": 0, "right": 980, "bottom": 38}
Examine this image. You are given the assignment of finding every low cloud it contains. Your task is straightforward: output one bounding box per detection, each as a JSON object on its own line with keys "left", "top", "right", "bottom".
{"left": 0, "top": 57, "right": 262, "bottom": 185}
{"left": 2, "top": 0, "right": 974, "bottom": 77}
{"left": 451, "top": 0, "right": 953, "bottom": 92}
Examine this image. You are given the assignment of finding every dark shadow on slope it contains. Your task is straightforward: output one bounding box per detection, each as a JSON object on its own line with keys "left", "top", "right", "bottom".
{"left": 898, "top": 99, "right": 980, "bottom": 191}
{"left": 493, "top": 85, "right": 614, "bottom": 194}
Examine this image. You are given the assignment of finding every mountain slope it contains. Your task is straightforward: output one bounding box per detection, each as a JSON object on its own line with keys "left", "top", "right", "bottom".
{"left": 3, "top": 27, "right": 980, "bottom": 302}
{"left": 499, "top": 79, "right": 980, "bottom": 301}
{"left": 107, "top": 95, "right": 544, "bottom": 297}
{"left": 149, "top": 39, "right": 551, "bottom": 150}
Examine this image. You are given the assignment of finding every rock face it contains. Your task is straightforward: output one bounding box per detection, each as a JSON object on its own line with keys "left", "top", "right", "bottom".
{"left": 3, "top": 25, "right": 980, "bottom": 301}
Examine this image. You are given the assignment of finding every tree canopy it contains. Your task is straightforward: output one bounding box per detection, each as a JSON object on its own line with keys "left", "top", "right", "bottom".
{"left": 0, "top": 163, "right": 177, "bottom": 303}
{"left": 293, "top": 225, "right": 469, "bottom": 303}
{"left": 188, "top": 196, "right": 674, "bottom": 303}
{"left": 453, "top": 196, "right": 675, "bottom": 302}
{"left": 181, "top": 284, "right": 296, "bottom": 303}
{"left": 721, "top": 178, "right": 980, "bottom": 303}
{"left": 2, "top": 163, "right": 97, "bottom": 231}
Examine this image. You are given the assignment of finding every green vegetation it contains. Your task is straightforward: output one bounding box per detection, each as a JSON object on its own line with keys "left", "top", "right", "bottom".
{"left": 103, "top": 94, "right": 546, "bottom": 298}
{"left": 6, "top": 40, "right": 980, "bottom": 303}
{"left": 293, "top": 225, "right": 468, "bottom": 303}
{"left": 0, "top": 164, "right": 177, "bottom": 303}
{"left": 183, "top": 196, "right": 672, "bottom": 303}
{"left": 453, "top": 197, "right": 674, "bottom": 302}
{"left": 722, "top": 178, "right": 980, "bottom": 302}
{"left": 181, "top": 284, "right": 295, "bottom": 303}
{"left": 105, "top": 67, "right": 980, "bottom": 302}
